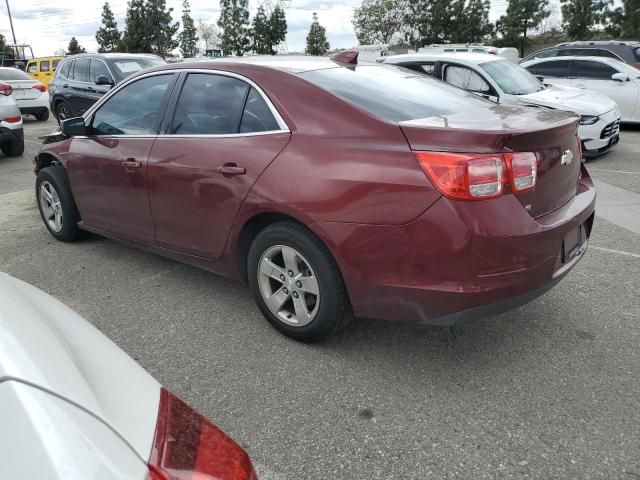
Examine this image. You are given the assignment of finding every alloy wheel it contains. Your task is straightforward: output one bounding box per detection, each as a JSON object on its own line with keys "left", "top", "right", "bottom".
{"left": 57, "top": 103, "right": 70, "bottom": 121}
{"left": 257, "top": 245, "right": 320, "bottom": 327}
{"left": 39, "top": 181, "right": 63, "bottom": 233}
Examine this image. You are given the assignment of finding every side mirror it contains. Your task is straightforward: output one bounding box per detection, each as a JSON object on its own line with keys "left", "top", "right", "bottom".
{"left": 612, "top": 72, "right": 629, "bottom": 82}
{"left": 61, "top": 117, "right": 87, "bottom": 137}
{"left": 95, "top": 75, "right": 114, "bottom": 86}
{"left": 535, "top": 75, "right": 544, "bottom": 83}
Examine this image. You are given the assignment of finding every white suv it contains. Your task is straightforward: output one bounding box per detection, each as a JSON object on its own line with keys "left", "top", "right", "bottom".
{"left": 0, "top": 81, "right": 24, "bottom": 157}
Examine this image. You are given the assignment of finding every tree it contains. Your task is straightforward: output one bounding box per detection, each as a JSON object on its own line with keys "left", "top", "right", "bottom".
{"left": 537, "top": 2, "right": 563, "bottom": 33}
{"left": 352, "top": 0, "right": 406, "bottom": 45}
{"left": 67, "top": 37, "right": 86, "bottom": 55}
{"left": 251, "top": 6, "right": 271, "bottom": 54}
{"left": 197, "top": 20, "right": 220, "bottom": 50}
{"left": 179, "top": 0, "right": 199, "bottom": 57}
{"left": 269, "top": 6, "right": 287, "bottom": 52}
{"left": 145, "top": 0, "right": 179, "bottom": 57}
{"left": 459, "top": 0, "right": 494, "bottom": 43}
{"left": 603, "top": 5, "right": 624, "bottom": 37}
{"left": 218, "top": 0, "right": 250, "bottom": 56}
{"left": 306, "top": 12, "right": 330, "bottom": 56}
{"left": 620, "top": 0, "right": 640, "bottom": 37}
{"left": 405, "top": 0, "right": 466, "bottom": 47}
{"left": 561, "top": 0, "right": 608, "bottom": 39}
{"left": 496, "top": 0, "right": 550, "bottom": 56}
{"left": 122, "top": 0, "right": 151, "bottom": 52}
{"left": 96, "top": 2, "right": 122, "bottom": 53}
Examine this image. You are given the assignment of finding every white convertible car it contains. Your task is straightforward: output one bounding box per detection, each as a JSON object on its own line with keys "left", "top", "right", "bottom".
{"left": 382, "top": 53, "right": 621, "bottom": 159}
{"left": 0, "top": 272, "right": 257, "bottom": 480}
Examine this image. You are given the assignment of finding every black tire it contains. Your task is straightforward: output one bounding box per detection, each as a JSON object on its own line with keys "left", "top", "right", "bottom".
{"left": 35, "top": 166, "right": 83, "bottom": 242}
{"left": 1, "top": 138, "right": 24, "bottom": 157}
{"left": 36, "top": 110, "right": 50, "bottom": 121}
{"left": 248, "top": 222, "right": 353, "bottom": 343}
{"left": 55, "top": 100, "right": 72, "bottom": 123}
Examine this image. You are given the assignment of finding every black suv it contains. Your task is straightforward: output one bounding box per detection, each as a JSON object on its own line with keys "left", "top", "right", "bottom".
{"left": 522, "top": 41, "right": 640, "bottom": 67}
{"left": 49, "top": 53, "right": 165, "bottom": 121}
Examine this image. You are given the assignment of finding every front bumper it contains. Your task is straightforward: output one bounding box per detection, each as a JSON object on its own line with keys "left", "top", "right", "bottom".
{"left": 315, "top": 166, "right": 596, "bottom": 325}
{"left": 580, "top": 109, "right": 620, "bottom": 158}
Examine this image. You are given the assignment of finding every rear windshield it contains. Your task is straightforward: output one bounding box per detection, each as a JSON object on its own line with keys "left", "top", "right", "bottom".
{"left": 111, "top": 57, "right": 165, "bottom": 78}
{"left": 0, "top": 68, "right": 31, "bottom": 80}
{"left": 300, "top": 65, "right": 491, "bottom": 122}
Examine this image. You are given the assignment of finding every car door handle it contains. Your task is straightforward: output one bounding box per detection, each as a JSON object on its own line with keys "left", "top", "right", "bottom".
{"left": 216, "top": 163, "right": 246, "bottom": 177}
{"left": 87, "top": 86, "right": 95, "bottom": 92}
{"left": 121, "top": 159, "right": 141, "bottom": 172}
{"left": 62, "top": 84, "right": 68, "bottom": 88}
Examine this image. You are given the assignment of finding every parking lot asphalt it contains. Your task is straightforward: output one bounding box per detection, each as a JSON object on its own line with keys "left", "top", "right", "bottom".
{"left": 1, "top": 116, "right": 639, "bottom": 479}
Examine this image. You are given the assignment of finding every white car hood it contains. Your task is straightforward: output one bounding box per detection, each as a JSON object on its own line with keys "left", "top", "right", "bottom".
{"left": 0, "top": 273, "right": 160, "bottom": 460}
{"left": 519, "top": 85, "right": 617, "bottom": 116}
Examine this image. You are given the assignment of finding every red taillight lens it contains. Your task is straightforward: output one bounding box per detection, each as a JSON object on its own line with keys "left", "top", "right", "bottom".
{"left": 415, "top": 151, "right": 537, "bottom": 200}
{"left": 32, "top": 83, "right": 46, "bottom": 93}
{"left": 4, "top": 116, "right": 21, "bottom": 123}
{"left": 0, "top": 83, "right": 13, "bottom": 96}
{"left": 505, "top": 152, "right": 537, "bottom": 192}
{"left": 148, "top": 388, "right": 257, "bottom": 480}
{"left": 415, "top": 152, "right": 504, "bottom": 200}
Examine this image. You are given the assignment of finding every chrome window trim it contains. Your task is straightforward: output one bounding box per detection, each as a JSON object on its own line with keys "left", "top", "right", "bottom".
{"left": 82, "top": 68, "right": 291, "bottom": 135}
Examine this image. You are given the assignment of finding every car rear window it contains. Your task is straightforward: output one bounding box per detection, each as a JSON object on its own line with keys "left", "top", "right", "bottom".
{"left": 111, "top": 57, "right": 165, "bottom": 78}
{"left": 300, "top": 65, "right": 491, "bottom": 123}
{"left": 0, "top": 68, "right": 31, "bottom": 80}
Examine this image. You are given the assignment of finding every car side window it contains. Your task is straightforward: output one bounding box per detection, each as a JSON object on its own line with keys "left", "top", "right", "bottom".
{"left": 170, "top": 73, "right": 250, "bottom": 135}
{"left": 73, "top": 58, "right": 90, "bottom": 82}
{"left": 40, "top": 61, "right": 50, "bottom": 73}
{"left": 27, "top": 63, "right": 37, "bottom": 74}
{"left": 58, "top": 61, "right": 71, "bottom": 79}
{"left": 574, "top": 60, "right": 618, "bottom": 80}
{"left": 91, "top": 74, "right": 175, "bottom": 136}
{"left": 52, "top": 59, "right": 61, "bottom": 70}
{"left": 419, "top": 63, "right": 436, "bottom": 76}
{"left": 529, "top": 60, "right": 570, "bottom": 78}
{"left": 444, "top": 65, "right": 490, "bottom": 92}
{"left": 239, "top": 87, "right": 281, "bottom": 133}
{"left": 598, "top": 49, "right": 621, "bottom": 59}
{"left": 89, "top": 59, "right": 113, "bottom": 84}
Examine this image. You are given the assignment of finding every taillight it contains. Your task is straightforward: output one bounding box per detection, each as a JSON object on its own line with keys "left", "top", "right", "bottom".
{"left": 0, "top": 83, "right": 12, "bottom": 96}
{"left": 148, "top": 388, "right": 257, "bottom": 480}
{"left": 505, "top": 152, "right": 537, "bottom": 192}
{"left": 32, "top": 83, "right": 46, "bottom": 93}
{"left": 415, "top": 151, "right": 537, "bottom": 201}
{"left": 4, "top": 116, "right": 21, "bottom": 123}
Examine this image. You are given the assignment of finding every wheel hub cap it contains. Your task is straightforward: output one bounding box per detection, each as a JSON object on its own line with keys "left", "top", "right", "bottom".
{"left": 39, "top": 181, "right": 63, "bottom": 233}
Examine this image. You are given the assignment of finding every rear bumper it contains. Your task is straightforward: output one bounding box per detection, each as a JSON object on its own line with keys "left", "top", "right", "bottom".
{"left": 19, "top": 106, "right": 49, "bottom": 116}
{"left": 315, "top": 166, "right": 596, "bottom": 325}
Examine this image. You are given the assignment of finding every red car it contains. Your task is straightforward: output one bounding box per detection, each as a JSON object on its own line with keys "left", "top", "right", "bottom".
{"left": 35, "top": 54, "right": 595, "bottom": 342}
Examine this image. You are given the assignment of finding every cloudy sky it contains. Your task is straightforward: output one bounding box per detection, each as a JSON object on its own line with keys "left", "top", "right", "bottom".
{"left": 2, "top": 0, "right": 517, "bottom": 57}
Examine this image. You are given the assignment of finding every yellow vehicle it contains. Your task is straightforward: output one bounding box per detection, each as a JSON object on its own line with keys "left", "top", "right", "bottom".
{"left": 25, "top": 57, "right": 65, "bottom": 90}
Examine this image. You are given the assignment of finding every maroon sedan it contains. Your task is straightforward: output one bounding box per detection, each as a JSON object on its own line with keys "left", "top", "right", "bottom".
{"left": 34, "top": 55, "right": 595, "bottom": 342}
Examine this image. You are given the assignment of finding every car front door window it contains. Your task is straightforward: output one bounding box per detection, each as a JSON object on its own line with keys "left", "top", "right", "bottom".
{"left": 91, "top": 74, "right": 175, "bottom": 136}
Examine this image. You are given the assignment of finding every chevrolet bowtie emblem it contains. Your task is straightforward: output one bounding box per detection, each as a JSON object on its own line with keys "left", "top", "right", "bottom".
{"left": 561, "top": 149, "right": 573, "bottom": 166}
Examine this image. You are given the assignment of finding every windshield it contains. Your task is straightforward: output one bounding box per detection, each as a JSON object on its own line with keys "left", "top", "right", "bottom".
{"left": 480, "top": 60, "right": 543, "bottom": 95}
{"left": 0, "top": 67, "right": 31, "bottom": 80}
{"left": 111, "top": 57, "right": 165, "bottom": 78}
{"left": 300, "top": 65, "right": 492, "bottom": 122}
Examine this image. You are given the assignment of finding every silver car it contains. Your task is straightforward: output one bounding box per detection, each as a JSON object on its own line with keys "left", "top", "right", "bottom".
{"left": 0, "top": 78, "right": 24, "bottom": 157}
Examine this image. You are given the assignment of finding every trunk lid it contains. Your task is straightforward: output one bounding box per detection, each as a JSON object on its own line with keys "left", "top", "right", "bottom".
{"left": 400, "top": 105, "right": 581, "bottom": 217}
{"left": 7, "top": 79, "right": 41, "bottom": 100}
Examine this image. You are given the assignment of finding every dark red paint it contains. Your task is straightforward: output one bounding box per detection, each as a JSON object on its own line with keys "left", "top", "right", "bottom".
{"left": 38, "top": 58, "right": 596, "bottom": 325}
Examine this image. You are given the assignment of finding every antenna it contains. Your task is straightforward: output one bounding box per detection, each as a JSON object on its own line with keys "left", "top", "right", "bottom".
{"left": 257, "top": 0, "right": 291, "bottom": 54}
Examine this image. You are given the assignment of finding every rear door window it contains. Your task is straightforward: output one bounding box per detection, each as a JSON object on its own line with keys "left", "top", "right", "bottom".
{"left": 27, "top": 63, "right": 37, "bottom": 74}
{"left": 300, "top": 65, "right": 492, "bottom": 122}
{"left": 73, "top": 58, "right": 90, "bottom": 82}
{"left": 170, "top": 73, "right": 249, "bottom": 135}
{"left": 528, "top": 60, "right": 570, "bottom": 78}
{"left": 574, "top": 60, "right": 618, "bottom": 80}
{"left": 58, "top": 60, "right": 71, "bottom": 79}
{"left": 444, "top": 65, "right": 491, "bottom": 92}
{"left": 239, "top": 87, "right": 281, "bottom": 133}
{"left": 40, "top": 61, "right": 50, "bottom": 73}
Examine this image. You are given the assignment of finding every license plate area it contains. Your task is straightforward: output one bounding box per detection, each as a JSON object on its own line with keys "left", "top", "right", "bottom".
{"left": 562, "top": 224, "right": 585, "bottom": 263}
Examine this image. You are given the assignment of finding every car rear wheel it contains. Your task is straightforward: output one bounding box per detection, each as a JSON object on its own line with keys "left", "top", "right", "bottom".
{"left": 36, "top": 167, "right": 83, "bottom": 242}
{"left": 36, "top": 110, "right": 50, "bottom": 121}
{"left": 1, "top": 138, "right": 24, "bottom": 157}
{"left": 248, "top": 222, "right": 353, "bottom": 342}
{"left": 55, "top": 101, "right": 71, "bottom": 123}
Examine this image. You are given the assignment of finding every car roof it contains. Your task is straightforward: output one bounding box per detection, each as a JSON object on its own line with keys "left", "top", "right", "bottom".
{"left": 558, "top": 40, "right": 639, "bottom": 47}
{"left": 63, "top": 53, "right": 162, "bottom": 61}
{"left": 383, "top": 52, "right": 503, "bottom": 65}
{"left": 522, "top": 55, "right": 626, "bottom": 66}
{"left": 196, "top": 55, "right": 351, "bottom": 73}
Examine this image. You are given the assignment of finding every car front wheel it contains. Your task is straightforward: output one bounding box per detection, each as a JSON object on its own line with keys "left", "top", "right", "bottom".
{"left": 36, "top": 167, "right": 83, "bottom": 242}
{"left": 55, "top": 101, "right": 72, "bottom": 123}
{"left": 248, "top": 222, "right": 353, "bottom": 342}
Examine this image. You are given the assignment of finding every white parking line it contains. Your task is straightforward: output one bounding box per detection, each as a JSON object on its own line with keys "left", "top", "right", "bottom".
{"left": 588, "top": 168, "right": 640, "bottom": 175}
{"left": 591, "top": 246, "right": 640, "bottom": 259}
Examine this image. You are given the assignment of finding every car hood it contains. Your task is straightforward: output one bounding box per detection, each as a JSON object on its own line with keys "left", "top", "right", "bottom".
{"left": 0, "top": 273, "right": 160, "bottom": 460}
{"left": 518, "top": 85, "right": 617, "bottom": 116}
